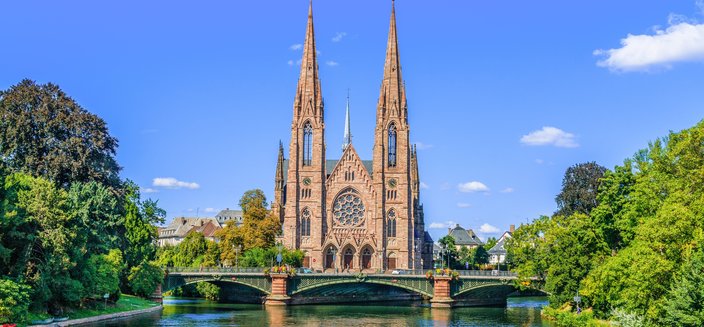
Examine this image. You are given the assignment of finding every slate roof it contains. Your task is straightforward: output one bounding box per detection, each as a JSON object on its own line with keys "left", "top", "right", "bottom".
{"left": 448, "top": 224, "right": 484, "bottom": 246}
{"left": 216, "top": 209, "right": 243, "bottom": 226}
{"left": 159, "top": 217, "right": 220, "bottom": 239}
{"left": 488, "top": 231, "right": 512, "bottom": 255}
{"left": 283, "top": 159, "right": 373, "bottom": 182}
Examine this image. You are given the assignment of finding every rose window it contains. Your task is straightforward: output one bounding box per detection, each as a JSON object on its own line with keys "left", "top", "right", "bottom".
{"left": 333, "top": 189, "right": 365, "bottom": 227}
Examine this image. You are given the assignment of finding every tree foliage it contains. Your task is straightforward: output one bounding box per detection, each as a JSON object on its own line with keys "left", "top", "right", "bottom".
{"left": 0, "top": 278, "right": 31, "bottom": 324}
{"left": 127, "top": 261, "right": 163, "bottom": 298}
{"left": 0, "top": 79, "right": 120, "bottom": 189}
{"left": 509, "top": 120, "right": 704, "bottom": 323}
{"left": 555, "top": 162, "right": 608, "bottom": 217}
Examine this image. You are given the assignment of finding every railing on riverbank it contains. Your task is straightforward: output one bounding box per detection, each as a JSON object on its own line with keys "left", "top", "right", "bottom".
{"left": 165, "top": 267, "right": 517, "bottom": 277}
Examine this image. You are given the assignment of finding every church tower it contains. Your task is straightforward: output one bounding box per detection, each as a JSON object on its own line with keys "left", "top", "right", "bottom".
{"left": 282, "top": 1, "right": 326, "bottom": 251}
{"left": 372, "top": 0, "right": 418, "bottom": 269}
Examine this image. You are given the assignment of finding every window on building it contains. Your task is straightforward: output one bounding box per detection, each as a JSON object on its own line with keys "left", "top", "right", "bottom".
{"left": 301, "top": 208, "right": 311, "bottom": 236}
{"left": 388, "top": 123, "right": 397, "bottom": 167}
{"left": 303, "top": 122, "right": 313, "bottom": 166}
{"left": 387, "top": 209, "right": 397, "bottom": 237}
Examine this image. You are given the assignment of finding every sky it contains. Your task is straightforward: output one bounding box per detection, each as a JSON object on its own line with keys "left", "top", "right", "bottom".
{"left": 2, "top": 0, "right": 704, "bottom": 242}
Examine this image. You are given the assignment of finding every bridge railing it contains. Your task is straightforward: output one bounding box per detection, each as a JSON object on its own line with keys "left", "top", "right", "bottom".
{"left": 165, "top": 267, "right": 266, "bottom": 274}
{"left": 390, "top": 269, "right": 516, "bottom": 277}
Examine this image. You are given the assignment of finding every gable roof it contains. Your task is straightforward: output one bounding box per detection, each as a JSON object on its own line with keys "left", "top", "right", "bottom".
{"left": 488, "top": 231, "right": 512, "bottom": 255}
{"left": 282, "top": 159, "right": 373, "bottom": 182}
{"left": 448, "top": 224, "right": 484, "bottom": 246}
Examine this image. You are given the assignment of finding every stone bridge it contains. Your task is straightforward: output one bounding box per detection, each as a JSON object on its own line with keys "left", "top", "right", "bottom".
{"left": 162, "top": 268, "right": 535, "bottom": 308}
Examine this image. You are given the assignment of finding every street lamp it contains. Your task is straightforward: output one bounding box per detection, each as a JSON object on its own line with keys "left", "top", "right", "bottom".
{"left": 440, "top": 244, "right": 446, "bottom": 269}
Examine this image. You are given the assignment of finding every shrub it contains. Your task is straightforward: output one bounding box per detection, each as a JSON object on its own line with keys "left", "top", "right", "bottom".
{"left": 128, "top": 261, "right": 163, "bottom": 298}
{"left": 0, "top": 278, "right": 31, "bottom": 324}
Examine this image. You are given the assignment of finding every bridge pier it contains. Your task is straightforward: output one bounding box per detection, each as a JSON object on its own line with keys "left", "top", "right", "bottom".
{"left": 150, "top": 283, "right": 163, "bottom": 303}
{"left": 265, "top": 274, "right": 290, "bottom": 306}
{"left": 430, "top": 276, "right": 454, "bottom": 308}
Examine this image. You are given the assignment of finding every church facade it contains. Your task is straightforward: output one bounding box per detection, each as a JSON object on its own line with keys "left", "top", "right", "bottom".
{"left": 271, "top": 1, "right": 433, "bottom": 272}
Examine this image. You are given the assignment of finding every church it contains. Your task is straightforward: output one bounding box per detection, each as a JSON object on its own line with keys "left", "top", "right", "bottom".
{"left": 271, "top": 1, "right": 433, "bottom": 272}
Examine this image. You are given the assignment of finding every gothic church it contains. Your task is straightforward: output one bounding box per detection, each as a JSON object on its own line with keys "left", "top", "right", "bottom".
{"left": 272, "top": 1, "right": 433, "bottom": 271}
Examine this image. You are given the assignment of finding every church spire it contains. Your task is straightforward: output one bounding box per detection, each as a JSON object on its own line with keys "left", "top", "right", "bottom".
{"left": 377, "top": 0, "right": 406, "bottom": 125}
{"left": 275, "top": 141, "right": 285, "bottom": 191}
{"left": 342, "top": 90, "right": 352, "bottom": 151}
{"left": 294, "top": 0, "right": 323, "bottom": 123}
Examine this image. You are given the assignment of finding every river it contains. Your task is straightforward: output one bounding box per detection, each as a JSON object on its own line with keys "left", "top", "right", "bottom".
{"left": 89, "top": 297, "right": 552, "bottom": 326}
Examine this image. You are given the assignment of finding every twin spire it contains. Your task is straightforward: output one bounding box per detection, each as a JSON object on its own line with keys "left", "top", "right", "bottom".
{"left": 296, "top": 1, "right": 404, "bottom": 149}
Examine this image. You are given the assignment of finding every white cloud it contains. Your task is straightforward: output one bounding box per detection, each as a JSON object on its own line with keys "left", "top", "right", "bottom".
{"left": 457, "top": 203, "right": 472, "bottom": 208}
{"left": 458, "top": 181, "right": 489, "bottom": 193}
{"left": 203, "top": 208, "right": 219, "bottom": 213}
{"left": 152, "top": 177, "right": 200, "bottom": 190}
{"left": 595, "top": 3, "right": 704, "bottom": 72}
{"left": 289, "top": 44, "right": 302, "bottom": 51}
{"left": 535, "top": 159, "right": 545, "bottom": 165}
{"left": 415, "top": 142, "right": 433, "bottom": 150}
{"left": 501, "top": 187, "right": 514, "bottom": 193}
{"left": 521, "top": 127, "right": 578, "bottom": 148}
{"left": 332, "top": 32, "right": 347, "bottom": 42}
{"left": 142, "top": 188, "right": 159, "bottom": 194}
{"left": 287, "top": 60, "right": 294, "bottom": 66}
{"left": 420, "top": 182, "right": 429, "bottom": 190}
{"left": 326, "top": 60, "right": 339, "bottom": 67}
{"left": 479, "top": 223, "right": 500, "bottom": 234}
{"left": 429, "top": 221, "right": 457, "bottom": 229}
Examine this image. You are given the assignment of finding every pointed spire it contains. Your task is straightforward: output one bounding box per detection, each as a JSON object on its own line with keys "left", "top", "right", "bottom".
{"left": 378, "top": 0, "right": 406, "bottom": 124}
{"left": 295, "top": 0, "right": 323, "bottom": 122}
{"left": 343, "top": 90, "right": 352, "bottom": 151}
{"left": 275, "top": 141, "right": 285, "bottom": 191}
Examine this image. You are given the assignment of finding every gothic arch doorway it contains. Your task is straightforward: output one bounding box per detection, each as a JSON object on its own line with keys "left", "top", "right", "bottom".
{"left": 342, "top": 246, "right": 356, "bottom": 270}
{"left": 387, "top": 252, "right": 397, "bottom": 270}
{"left": 324, "top": 246, "right": 337, "bottom": 270}
{"left": 361, "top": 246, "right": 373, "bottom": 269}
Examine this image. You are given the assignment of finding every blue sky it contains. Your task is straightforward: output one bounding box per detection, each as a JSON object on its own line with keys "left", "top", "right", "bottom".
{"left": 2, "top": 0, "right": 704, "bottom": 242}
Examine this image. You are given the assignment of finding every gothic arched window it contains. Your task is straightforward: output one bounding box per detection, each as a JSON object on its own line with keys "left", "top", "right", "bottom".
{"left": 332, "top": 188, "right": 366, "bottom": 227}
{"left": 301, "top": 208, "right": 311, "bottom": 236}
{"left": 303, "top": 122, "right": 313, "bottom": 166}
{"left": 387, "top": 209, "right": 397, "bottom": 237}
{"left": 388, "top": 123, "right": 397, "bottom": 167}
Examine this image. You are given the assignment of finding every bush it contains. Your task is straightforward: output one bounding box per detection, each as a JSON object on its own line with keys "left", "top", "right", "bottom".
{"left": 128, "top": 261, "right": 163, "bottom": 298}
{"left": 0, "top": 278, "right": 31, "bottom": 324}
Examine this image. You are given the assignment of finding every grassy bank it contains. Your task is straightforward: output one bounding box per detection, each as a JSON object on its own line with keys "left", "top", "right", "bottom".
{"left": 25, "top": 295, "right": 159, "bottom": 326}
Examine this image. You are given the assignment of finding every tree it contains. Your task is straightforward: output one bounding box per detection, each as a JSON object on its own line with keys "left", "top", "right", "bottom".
{"left": 0, "top": 278, "right": 31, "bottom": 324}
{"left": 473, "top": 245, "right": 489, "bottom": 266}
{"left": 127, "top": 261, "right": 163, "bottom": 298}
{"left": 555, "top": 162, "right": 608, "bottom": 217}
{"left": 122, "top": 181, "right": 165, "bottom": 270}
{"left": 437, "top": 235, "right": 458, "bottom": 268}
{"left": 661, "top": 250, "right": 704, "bottom": 326}
{"left": 484, "top": 237, "right": 498, "bottom": 251}
{"left": 218, "top": 189, "right": 282, "bottom": 262}
{"left": 0, "top": 79, "right": 121, "bottom": 189}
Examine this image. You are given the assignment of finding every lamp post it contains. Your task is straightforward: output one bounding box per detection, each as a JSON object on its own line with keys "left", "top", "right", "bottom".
{"left": 574, "top": 291, "right": 582, "bottom": 314}
{"left": 440, "top": 244, "right": 446, "bottom": 269}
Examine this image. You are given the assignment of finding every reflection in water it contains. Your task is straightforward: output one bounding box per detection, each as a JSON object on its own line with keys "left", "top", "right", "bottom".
{"left": 87, "top": 297, "right": 551, "bottom": 327}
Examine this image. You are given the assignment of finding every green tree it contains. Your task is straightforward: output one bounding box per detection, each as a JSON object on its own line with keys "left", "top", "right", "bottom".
{"left": 0, "top": 278, "right": 31, "bottom": 324}
{"left": 0, "top": 79, "right": 120, "bottom": 189}
{"left": 437, "top": 235, "right": 458, "bottom": 268}
{"left": 123, "top": 181, "right": 165, "bottom": 269}
{"left": 661, "top": 250, "right": 704, "bottom": 326}
{"left": 555, "top": 162, "right": 608, "bottom": 217}
{"left": 128, "top": 261, "right": 163, "bottom": 298}
{"left": 473, "top": 245, "right": 489, "bottom": 266}
{"left": 484, "top": 237, "right": 498, "bottom": 251}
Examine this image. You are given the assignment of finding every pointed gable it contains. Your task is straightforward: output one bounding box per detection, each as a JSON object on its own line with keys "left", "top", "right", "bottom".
{"left": 326, "top": 144, "right": 374, "bottom": 195}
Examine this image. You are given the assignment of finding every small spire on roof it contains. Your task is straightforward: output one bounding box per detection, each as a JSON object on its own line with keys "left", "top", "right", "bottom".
{"left": 342, "top": 89, "right": 352, "bottom": 151}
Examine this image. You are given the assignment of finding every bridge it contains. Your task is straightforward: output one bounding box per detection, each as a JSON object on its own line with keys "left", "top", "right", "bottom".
{"left": 161, "top": 268, "right": 538, "bottom": 308}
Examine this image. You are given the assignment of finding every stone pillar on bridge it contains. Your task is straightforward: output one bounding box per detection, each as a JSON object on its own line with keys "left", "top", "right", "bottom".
{"left": 430, "top": 276, "right": 454, "bottom": 308}
{"left": 265, "top": 274, "right": 291, "bottom": 306}
{"left": 150, "top": 283, "right": 163, "bottom": 303}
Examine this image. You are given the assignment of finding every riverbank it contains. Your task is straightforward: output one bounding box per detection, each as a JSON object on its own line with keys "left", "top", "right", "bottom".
{"left": 27, "top": 295, "right": 161, "bottom": 327}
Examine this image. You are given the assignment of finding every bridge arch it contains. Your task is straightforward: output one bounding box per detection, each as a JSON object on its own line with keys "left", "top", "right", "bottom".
{"left": 164, "top": 276, "right": 271, "bottom": 295}
{"left": 291, "top": 278, "right": 434, "bottom": 298}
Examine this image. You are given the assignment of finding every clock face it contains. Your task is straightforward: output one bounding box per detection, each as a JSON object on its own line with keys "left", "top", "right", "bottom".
{"left": 388, "top": 178, "right": 397, "bottom": 188}
{"left": 302, "top": 177, "right": 312, "bottom": 186}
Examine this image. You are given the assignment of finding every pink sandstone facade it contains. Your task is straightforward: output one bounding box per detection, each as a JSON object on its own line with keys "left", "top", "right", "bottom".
{"left": 271, "top": 1, "right": 433, "bottom": 272}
